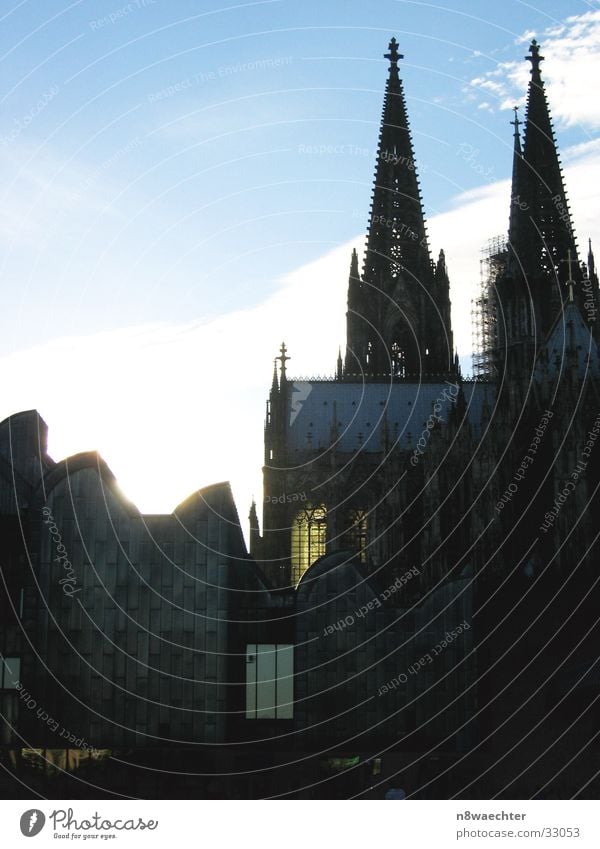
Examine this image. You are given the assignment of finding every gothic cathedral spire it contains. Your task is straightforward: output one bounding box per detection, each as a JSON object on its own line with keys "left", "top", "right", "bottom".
{"left": 498, "top": 39, "right": 590, "bottom": 376}
{"left": 363, "top": 37, "right": 431, "bottom": 294}
{"left": 344, "top": 38, "right": 453, "bottom": 380}
{"left": 519, "top": 38, "right": 577, "bottom": 289}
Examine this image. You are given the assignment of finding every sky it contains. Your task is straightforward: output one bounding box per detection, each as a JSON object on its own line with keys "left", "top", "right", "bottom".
{"left": 0, "top": 0, "right": 599, "bottom": 532}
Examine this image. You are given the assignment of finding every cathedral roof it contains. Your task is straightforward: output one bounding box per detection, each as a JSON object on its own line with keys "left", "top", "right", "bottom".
{"left": 534, "top": 301, "right": 600, "bottom": 381}
{"left": 284, "top": 379, "right": 487, "bottom": 454}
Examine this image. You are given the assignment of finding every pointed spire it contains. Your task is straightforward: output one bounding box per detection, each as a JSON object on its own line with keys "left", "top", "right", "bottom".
{"left": 501, "top": 38, "right": 582, "bottom": 362}
{"left": 248, "top": 498, "right": 260, "bottom": 557}
{"left": 588, "top": 238, "right": 595, "bottom": 276}
{"left": 266, "top": 347, "right": 289, "bottom": 467}
{"left": 336, "top": 346, "right": 343, "bottom": 380}
{"left": 518, "top": 38, "right": 578, "bottom": 281}
{"left": 363, "top": 37, "right": 430, "bottom": 289}
{"left": 508, "top": 106, "right": 526, "bottom": 246}
{"left": 350, "top": 246, "right": 360, "bottom": 280}
{"left": 511, "top": 105, "right": 522, "bottom": 154}
{"left": 344, "top": 247, "right": 365, "bottom": 375}
{"left": 435, "top": 248, "right": 449, "bottom": 283}
{"left": 454, "top": 349, "right": 462, "bottom": 379}
{"left": 276, "top": 341, "right": 290, "bottom": 383}
{"left": 563, "top": 248, "right": 576, "bottom": 303}
{"left": 347, "top": 247, "right": 361, "bottom": 301}
{"left": 249, "top": 498, "right": 258, "bottom": 526}
{"left": 344, "top": 39, "right": 454, "bottom": 379}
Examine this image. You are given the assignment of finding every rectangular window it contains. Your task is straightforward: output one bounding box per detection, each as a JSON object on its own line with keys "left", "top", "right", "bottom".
{"left": 245, "top": 644, "right": 293, "bottom": 719}
{"left": 0, "top": 656, "right": 20, "bottom": 689}
{"left": 0, "top": 657, "right": 21, "bottom": 747}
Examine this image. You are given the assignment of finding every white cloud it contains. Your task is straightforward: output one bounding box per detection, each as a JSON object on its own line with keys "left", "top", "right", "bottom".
{"left": 2, "top": 136, "right": 598, "bottom": 531}
{"left": 561, "top": 137, "right": 600, "bottom": 162}
{"left": 2, "top": 4, "right": 599, "bottom": 533}
{"left": 0, "top": 236, "right": 353, "bottom": 533}
{"left": 467, "top": 9, "right": 600, "bottom": 127}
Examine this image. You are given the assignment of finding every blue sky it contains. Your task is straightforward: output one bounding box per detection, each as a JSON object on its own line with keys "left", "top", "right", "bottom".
{"left": 1, "top": 0, "right": 599, "bottom": 523}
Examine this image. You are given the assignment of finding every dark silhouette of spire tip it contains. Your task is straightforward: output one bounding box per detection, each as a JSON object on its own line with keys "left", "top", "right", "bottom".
{"left": 276, "top": 342, "right": 290, "bottom": 380}
{"left": 525, "top": 39, "right": 544, "bottom": 72}
{"left": 510, "top": 106, "right": 522, "bottom": 156}
{"left": 384, "top": 37, "right": 403, "bottom": 68}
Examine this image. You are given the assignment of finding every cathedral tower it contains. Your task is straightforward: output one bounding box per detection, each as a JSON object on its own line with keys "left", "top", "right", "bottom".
{"left": 344, "top": 38, "right": 454, "bottom": 379}
{"left": 496, "top": 40, "right": 599, "bottom": 377}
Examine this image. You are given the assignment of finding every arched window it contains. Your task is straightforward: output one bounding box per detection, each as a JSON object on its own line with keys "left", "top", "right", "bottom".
{"left": 290, "top": 504, "right": 327, "bottom": 586}
{"left": 346, "top": 509, "right": 368, "bottom": 563}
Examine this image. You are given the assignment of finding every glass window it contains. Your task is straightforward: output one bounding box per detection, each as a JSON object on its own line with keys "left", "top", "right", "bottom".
{"left": 0, "top": 656, "right": 20, "bottom": 689}
{"left": 245, "top": 644, "right": 293, "bottom": 720}
{"left": 290, "top": 504, "right": 327, "bottom": 586}
{"left": 0, "top": 692, "right": 18, "bottom": 745}
{"left": 0, "top": 657, "right": 20, "bottom": 747}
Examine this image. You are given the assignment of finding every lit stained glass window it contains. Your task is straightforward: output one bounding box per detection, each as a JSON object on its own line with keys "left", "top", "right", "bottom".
{"left": 290, "top": 504, "right": 327, "bottom": 586}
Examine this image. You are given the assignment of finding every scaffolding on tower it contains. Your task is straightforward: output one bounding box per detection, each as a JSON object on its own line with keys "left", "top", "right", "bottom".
{"left": 471, "top": 235, "right": 507, "bottom": 380}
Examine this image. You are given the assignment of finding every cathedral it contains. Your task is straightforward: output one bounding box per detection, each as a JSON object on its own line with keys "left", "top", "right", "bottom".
{"left": 0, "top": 37, "right": 598, "bottom": 799}
{"left": 254, "top": 36, "right": 599, "bottom": 586}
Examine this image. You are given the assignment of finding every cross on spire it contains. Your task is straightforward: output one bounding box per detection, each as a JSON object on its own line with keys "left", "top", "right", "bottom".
{"left": 525, "top": 39, "right": 544, "bottom": 76}
{"left": 348, "top": 36, "right": 448, "bottom": 379}
{"left": 384, "top": 37, "right": 403, "bottom": 69}
{"left": 510, "top": 105, "right": 521, "bottom": 136}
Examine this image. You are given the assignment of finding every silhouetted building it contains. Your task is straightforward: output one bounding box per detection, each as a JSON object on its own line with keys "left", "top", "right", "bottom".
{"left": 1, "top": 38, "right": 599, "bottom": 799}
{"left": 252, "top": 38, "right": 600, "bottom": 797}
